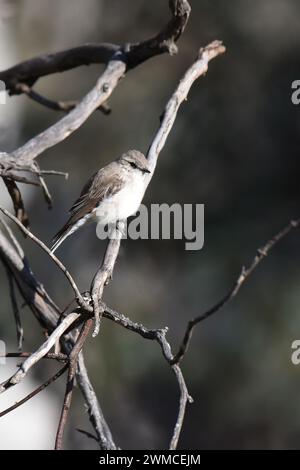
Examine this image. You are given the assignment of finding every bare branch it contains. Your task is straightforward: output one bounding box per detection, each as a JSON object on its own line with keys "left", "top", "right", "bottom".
{"left": 76, "top": 428, "right": 99, "bottom": 443}
{"left": 3, "top": 352, "right": 67, "bottom": 362}
{"left": 0, "top": 44, "right": 119, "bottom": 92}
{"left": 14, "top": 83, "right": 111, "bottom": 115}
{"left": 37, "top": 173, "right": 53, "bottom": 209}
{"left": 16, "top": 168, "right": 69, "bottom": 178}
{"left": 91, "top": 221, "right": 125, "bottom": 337}
{"left": 0, "top": 171, "right": 40, "bottom": 186}
{"left": 125, "top": 0, "right": 191, "bottom": 68}
{"left": 33, "top": 169, "right": 69, "bottom": 178}
{"left": 170, "top": 365, "right": 191, "bottom": 449}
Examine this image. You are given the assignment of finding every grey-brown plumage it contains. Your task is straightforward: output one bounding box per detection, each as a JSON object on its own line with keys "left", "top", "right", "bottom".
{"left": 51, "top": 150, "right": 150, "bottom": 252}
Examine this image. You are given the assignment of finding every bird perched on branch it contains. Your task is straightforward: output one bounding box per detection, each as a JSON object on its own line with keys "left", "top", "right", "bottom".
{"left": 51, "top": 149, "right": 150, "bottom": 252}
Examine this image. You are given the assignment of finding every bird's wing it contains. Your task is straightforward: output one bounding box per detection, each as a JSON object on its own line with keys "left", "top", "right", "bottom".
{"left": 69, "top": 165, "right": 125, "bottom": 220}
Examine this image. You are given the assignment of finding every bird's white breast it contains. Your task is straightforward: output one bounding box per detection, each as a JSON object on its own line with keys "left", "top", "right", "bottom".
{"left": 94, "top": 172, "right": 145, "bottom": 225}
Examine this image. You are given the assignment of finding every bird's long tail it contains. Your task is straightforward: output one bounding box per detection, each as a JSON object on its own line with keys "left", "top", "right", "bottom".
{"left": 51, "top": 227, "right": 73, "bottom": 253}
{"left": 51, "top": 215, "right": 90, "bottom": 253}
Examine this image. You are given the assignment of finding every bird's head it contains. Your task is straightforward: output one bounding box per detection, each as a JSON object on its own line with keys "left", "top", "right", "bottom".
{"left": 120, "top": 150, "right": 151, "bottom": 174}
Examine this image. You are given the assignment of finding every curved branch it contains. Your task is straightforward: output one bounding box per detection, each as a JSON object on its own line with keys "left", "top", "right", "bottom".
{"left": 0, "top": 44, "right": 119, "bottom": 92}
{"left": 0, "top": 0, "right": 191, "bottom": 93}
{"left": 4, "top": 352, "right": 67, "bottom": 361}
{"left": 0, "top": 171, "right": 40, "bottom": 186}
{"left": 15, "top": 82, "right": 111, "bottom": 115}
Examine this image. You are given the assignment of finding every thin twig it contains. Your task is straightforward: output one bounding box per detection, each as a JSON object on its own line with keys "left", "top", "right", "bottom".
{"left": 0, "top": 364, "right": 68, "bottom": 418}
{"left": 172, "top": 218, "right": 300, "bottom": 365}
{"left": 3, "top": 352, "right": 67, "bottom": 362}
{"left": 0, "top": 171, "right": 40, "bottom": 186}
{"left": 76, "top": 428, "right": 99, "bottom": 443}
{"left": 153, "top": 330, "right": 193, "bottom": 450}
{"left": 35, "top": 170, "right": 69, "bottom": 178}
{"left": 15, "top": 83, "right": 111, "bottom": 115}
{"left": 11, "top": 167, "right": 69, "bottom": 178}
{"left": 38, "top": 174, "right": 53, "bottom": 208}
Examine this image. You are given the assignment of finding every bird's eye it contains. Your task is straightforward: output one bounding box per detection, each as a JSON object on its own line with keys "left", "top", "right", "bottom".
{"left": 129, "top": 161, "right": 137, "bottom": 169}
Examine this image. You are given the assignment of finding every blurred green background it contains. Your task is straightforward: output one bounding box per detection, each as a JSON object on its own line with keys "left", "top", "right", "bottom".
{"left": 0, "top": 0, "right": 300, "bottom": 450}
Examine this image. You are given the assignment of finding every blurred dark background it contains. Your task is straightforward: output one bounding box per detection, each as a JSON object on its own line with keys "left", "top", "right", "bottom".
{"left": 0, "top": 0, "right": 300, "bottom": 450}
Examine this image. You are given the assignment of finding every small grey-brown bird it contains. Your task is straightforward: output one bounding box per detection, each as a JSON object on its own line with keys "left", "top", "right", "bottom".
{"left": 51, "top": 150, "right": 150, "bottom": 252}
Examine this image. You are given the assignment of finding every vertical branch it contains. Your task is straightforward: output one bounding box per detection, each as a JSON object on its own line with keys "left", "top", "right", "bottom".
{"left": 91, "top": 221, "right": 125, "bottom": 337}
